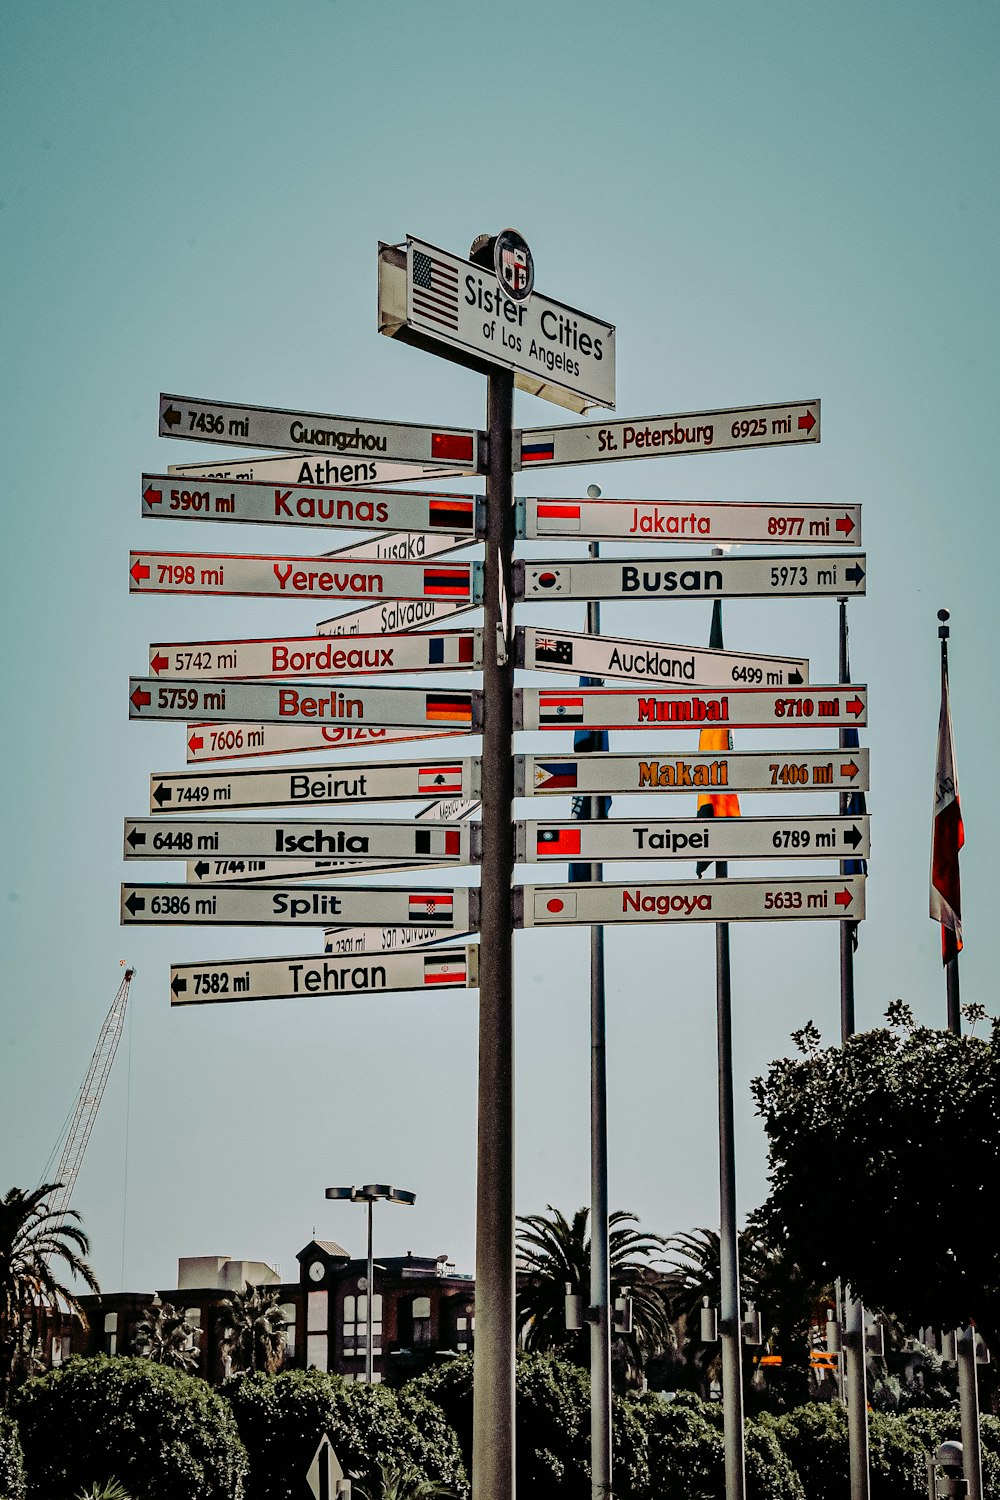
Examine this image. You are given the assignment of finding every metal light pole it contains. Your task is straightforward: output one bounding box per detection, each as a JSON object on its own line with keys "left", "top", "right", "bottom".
{"left": 325, "top": 1183, "right": 415, "bottom": 1385}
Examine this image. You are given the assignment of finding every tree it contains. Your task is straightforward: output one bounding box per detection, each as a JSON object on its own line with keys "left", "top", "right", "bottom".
{"left": 0, "top": 1185, "right": 99, "bottom": 1398}
{"left": 515, "top": 1206, "right": 672, "bottom": 1382}
{"left": 220, "top": 1284, "right": 287, "bottom": 1375}
{"left": 131, "top": 1301, "right": 199, "bottom": 1372}
{"left": 751, "top": 1009, "right": 1000, "bottom": 1349}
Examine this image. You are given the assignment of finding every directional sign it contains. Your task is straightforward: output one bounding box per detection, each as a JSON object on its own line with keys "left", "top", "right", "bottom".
{"left": 515, "top": 399, "right": 819, "bottom": 470}
{"left": 517, "top": 685, "right": 867, "bottom": 732}
{"left": 518, "top": 815, "right": 870, "bottom": 863}
{"left": 316, "top": 595, "right": 476, "bottom": 636}
{"left": 517, "top": 494, "right": 859, "bottom": 544}
{"left": 184, "top": 722, "right": 467, "bottom": 763}
{"left": 121, "top": 882, "right": 477, "bottom": 930}
{"left": 515, "top": 554, "right": 865, "bottom": 602}
{"left": 321, "top": 530, "right": 470, "bottom": 563}
{"left": 517, "top": 626, "right": 808, "bottom": 690}
{"left": 150, "top": 757, "right": 479, "bottom": 813}
{"left": 141, "top": 474, "right": 479, "bottom": 537}
{"left": 517, "top": 875, "right": 865, "bottom": 928}
{"left": 325, "top": 925, "right": 472, "bottom": 957}
{"left": 306, "top": 1434, "right": 344, "bottom": 1500}
{"left": 168, "top": 453, "right": 474, "bottom": 484}
{"left": 379, "top": 237, "right": 616, "bottom": 414}
{"left": 129, "top": 550, "right": 479, "bottom": 604}
{"left": 148, "top": 630, "right": 483, "bottom": 681}
{"left": 130, "top": 679, "right": 480, "bottom": 730}
{"left": 125, "top": 817, "right": 476, "bottom": 865}
{"left": 170, "top": 946, "right": 479, "bottom": 1005}
{"left": 159, "top": 393, "right": 483, "bottom": 470}
{"left": 518, "top": 749, "right": 869, "bottom": 796}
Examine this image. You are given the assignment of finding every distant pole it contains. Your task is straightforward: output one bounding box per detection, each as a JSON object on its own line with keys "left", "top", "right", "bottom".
{"left": 957, "top": 1325, "right": 984, "bottom": 1500}
{"left": 366, "top": 1198, "right": 374, "bottom": 1387}
{"left": 838, "top": 600, "right": 856, "bottom": 1041}
{"left": 715, "top": 867, "right": 746, "bottom": 1500}
{"left": 938, "top": 612, "right": 961, "bottom": 1034}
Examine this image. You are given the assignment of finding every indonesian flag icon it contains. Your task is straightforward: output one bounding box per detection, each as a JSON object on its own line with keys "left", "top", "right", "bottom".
{"left": 409, "top": 891, "right": 454, "bottom": 925}
{"left": 930, "top": 669, "right": 964, "bottom": 962}
{"left": 535, "top": 502, "right": 581, "bottom": 532}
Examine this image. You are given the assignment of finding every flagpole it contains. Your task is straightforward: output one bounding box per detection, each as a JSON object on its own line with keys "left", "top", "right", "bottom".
{"left": 938, "top": 610, "right": 961, "bottom": 1034}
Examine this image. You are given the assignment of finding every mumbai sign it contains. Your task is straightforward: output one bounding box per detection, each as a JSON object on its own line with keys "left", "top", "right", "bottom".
{"left": 517, "top": 626, "right": 807, "bottom": 690}
{"left": 517, "top": 750, "right": 869, "bottom": 796}
{"left": 378, "top": 238, "right": 615, "bottom": 414}
{"left": 129, "top": 551, "right": 479, "bottom": 603}
{"left": 130, "top": 679, "right": 480, "bottom": 730}
{"left": 517, "top": 685, "right": 867, "bottom": 731}
{"left": 147, "top": 630, "right": 482, "bottom": 680}
{"left": 517, "top": 495, "right": 858, "bottom": 545}
{"left": 515, "top": 555, "right": 864, "bottom": 601}
{"left": 517, "top": 875, "right": 865, "bottom": 928}
{"left": 149, "top": 758, "right": 478, "bottom": 813}
{"left": 121, "top": 882, "right": 477, "bottom": 930}
{"left": 515, "top": 399, "right": 818, "bottom": 470}
{"left": 517, "top": 815, "right": 870, "bottom": 863}
{"left": 124, "top": 818, "right": 476, "bottom": 866}
{"left": 169, "top": 946, "right": 479, "bottom": 1004}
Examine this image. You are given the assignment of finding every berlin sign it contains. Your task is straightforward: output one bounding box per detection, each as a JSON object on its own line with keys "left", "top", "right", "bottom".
{"left": 517, "top": 875, "right": 866, "bottom": 928}
{"left": 141, "top": 474, "right": 478, "bottom": 537}
{"left": 378, "top": 237, "right": 615, "bottom": 414}
{"left": 168, "top": 453, "right": 473, "bottom": 484}
{"left": 517, "top": 626, "right": 807, "bottom": 690}
{"left": 184, "top": 722, "right": 466, "bottom": 763}
{"left": 515, "top": 555, "right": 865, "bottom": 601}
{"left": 515, "top": 399, "right": 819, "bottom": 469}
{"left": 517, "top": 685, "right": 867, "bottom": 731}
{"left": 517, "top": 749, "right": 869, "bottom": 797}
{"left": 129, "top": 551, "right": 479, "bottom": 603}
{"left": 158, "top": 393, "right": 482, "bottom": 469}
{"left": 130, "top": 679, "right": 480, "bottom": 730}
{"left": 149, "top": 758, "right": 479, "bottom": 813}
{"left": 517, "top": 815, "right": 870, "bottom": 863}
{"left": 121, "top": 882, "right": 477, "bottom": 930}
{"left": 169, "top": 946, "right": 479, "bottom": 1005}
{"left": 147, "top": 630, "right": 482, "bottom": 681}
{"left": 517, "top": 495, "right": 859, "bottom": 544}
{"left": 124, "top": 817, "right": 476, "bottom": 866}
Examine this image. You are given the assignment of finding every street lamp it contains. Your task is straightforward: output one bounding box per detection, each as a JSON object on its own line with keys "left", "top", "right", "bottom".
{"left": 325, "top": 1183, "right": 416, "bottom": 1385}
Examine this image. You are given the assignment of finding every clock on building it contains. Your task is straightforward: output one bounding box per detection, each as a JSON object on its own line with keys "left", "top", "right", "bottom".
{"left": 308, "top": 1260, "right": 326, "bottom": 1283}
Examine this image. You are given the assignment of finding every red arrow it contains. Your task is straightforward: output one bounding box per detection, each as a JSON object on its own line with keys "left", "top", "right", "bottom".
{"left": 188, "top": 733, "right": 204, "bottom": 754}
{"left": 798, "top": 410, "right": 816, "bottom": 432}
{"left": 847, "top": 696, "right": 864, "bottom": 717}
{"left": 150, "top": 653, "right": 169, "bottom": 675}
{"left": 835, "top": 514, "right": 854, "bottom": 536}
{"left": 840, "top": 760, "right": 860, "bottom": 780}
{"left": 130, "top": 559, "right": 150, "bottom": 583}
{"left": 130, "top": 687, "right": 151, "bottom": 710}
{"left": 143, "top": 485, "right": 162, "bottom": 506}
{"left": 834, "top": 888, "right": 853, "bottom": 908}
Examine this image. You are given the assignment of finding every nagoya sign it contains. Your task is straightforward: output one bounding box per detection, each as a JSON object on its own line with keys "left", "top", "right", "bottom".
{"left": 517, "top": 875, "right": 866, "bottom": 928}
{"left": 147, "top": 630, "right": 482, "bottom": 680}
{"left": 129, "top": 551, "right": 479, "bottom": 603}
{"left": 159, "top": 393, "right": 481, "bottom": 470}
{"left": 130, "top": 679, "right": 480, "bottom": 730}
{"left": 516, "top": 555, "right": 865, "bottom": 601}
{"left": 518, "top": 749, "right": 870, "bottom": 797}
{"left": 149, "top": 758, "right": 478, "bottom": 813}
{"left": 169, "top": 946, "right": 479, "bottom": 1004}
{"left": 124, "top": 818, "right": 476, "bottom": 866}
{"left": 121, "top": 882, "right": 477, "bottom": 930}
{"left": 517, "top": 626, "right": 807, "bottom": 690}
{"left": 517, "top": 685, "right": 867, "bottom": 731}
{"left": 184, "top": 722, "right": 466, "bottom": 763}
{"left": 518, "top": 495, "right": 859, "bottom": 545}
{"left": 516, "top": 399, "right": 819, "bottom": 469}
{"left": 518, "top": 815, "right": 870, "bottom": 863}
{"left": 378, "top": 237, "right": 615, "bottom": 414}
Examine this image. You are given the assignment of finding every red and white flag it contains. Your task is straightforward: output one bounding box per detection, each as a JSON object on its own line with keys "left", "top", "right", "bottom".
{"left": 930, "top": 669, "right": 964, "bottom": 962}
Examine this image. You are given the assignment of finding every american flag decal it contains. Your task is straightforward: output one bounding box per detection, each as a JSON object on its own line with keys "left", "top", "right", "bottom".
{"left": 412, "top": 250, "right": 460, "bottom": 331}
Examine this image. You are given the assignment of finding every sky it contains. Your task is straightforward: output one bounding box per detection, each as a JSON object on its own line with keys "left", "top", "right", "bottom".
{"left": 2, "top": 0, "right": 998, "bottom": 1298}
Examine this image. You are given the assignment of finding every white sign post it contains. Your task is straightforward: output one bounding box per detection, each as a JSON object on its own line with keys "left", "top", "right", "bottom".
{"left": 518, "top": 875, "right": 865, "bottom": 927}
{"left": 170, "top": 947, "right": 479, "bottom": 1006}
{"left": 183, "top": 722, "right": 467, "bottom": 763}
{"left": 517, "top": 625, "right": 808, "bottom": 690}
{"left": 149, "top": 757, "right": 478, "bottom": 813}
{"left": 168, "top": 453, "right": 473, "bottom": 485}
{"left": 515, "top": 554, "right": 865, "bottom": 601}
{"left": 517, "top": 815, "right": 870, "bottom": 863}
{"left": 517, "top": 684, "right": 867, "bottom": 731}
{"left": 129, "top": 678, "right": 480, "bottom": 730}
{"left": 147, "top": 631, "right": 482, "bottom": 681}
{"left": 129, "top": 550, "right": 479, "bottom": 604}
{"left": 125, "top": 817, "right": 476, "bottom": 865}
{"left": 122, "top": 882, "right": 477, "bottom": 930}
{"left": 517, "top": 494, "right": 859, "bottom": 544}
{"left": 517, "top": 749, "right": 869, "bottom": 797}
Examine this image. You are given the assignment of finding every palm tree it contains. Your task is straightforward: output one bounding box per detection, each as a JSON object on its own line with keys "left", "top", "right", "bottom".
{"left": 131, "top": 1300, "right": 199, "bottom": 1371}
{"left": 0, "top": 1183, "right": 100, "bottom": 1397}
{"left": 515, "top": 1205, "right": 672, "bottom": 1384}
{"left": 220, "top": 1282, "right": 287, "bottom": 1375}
{"left": 356, "top": 1460, "right": 455, "bottom": 1500}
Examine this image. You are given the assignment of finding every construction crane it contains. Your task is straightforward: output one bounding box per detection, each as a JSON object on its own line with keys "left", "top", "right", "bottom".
{"left": 45, "top": 965, "right": 135, "bottom": 1219}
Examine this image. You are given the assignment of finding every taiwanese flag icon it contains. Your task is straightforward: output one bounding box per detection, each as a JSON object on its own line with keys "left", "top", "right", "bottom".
{"left": 414, "top": 828, "right": 462, "bottom": 857}
{"left": 536, "top": 502, "right": 581, "bottom": 532}
{"left": 535, "top": 635, "right": 574, "bottom": 667}
{"left": 423, "top": 952, "right": 468, "bottom": 985}
{"left": 522, "top": 437, "right": 555, "bottom": 464}
{"left": 425, "top": 693, "right": 473, "bottom": 724}
{"left": 423, "top": 566, "right": 470, "bottom": 597}
{"left": 536, "top": 828, "right": 582, "bottom": 857}
{"left": 427, "top": 498, "right": 475, "bottom": 531}
{"left": 419, "top": 766, "right": 464, "bottom": 794}
{"left": 539, "top": 694, "right": 584, "bottom": 725}
{"left": 534, "top": 761, "right": 578, "bottom": 790}
{"left": 533, "top": 570, "right": 564, "bottom": 593}
{"left": 428, "top": 634, "right": 476, "bottom": 666}
{"left": 409, "top": 892, "right": 454, "bottom": 924}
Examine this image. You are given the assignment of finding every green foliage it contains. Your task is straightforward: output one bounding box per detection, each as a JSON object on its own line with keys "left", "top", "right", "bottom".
{"left": 0, "top": 1409, "right": 25, "bottom": 1500}
{"left": 220, "top": 1284, "right": 287, "bottom": 1376}
{"left": 639, "top": 1394, "right": 803, "bottom": 1500}
{"left": 223, "top": 1369, "right": 467, "bottom": 1500}
{"left": 76, "top": 1483, "right": 133, "bottom": 1500}
{"left": 868, "top": 1410, "right": 936, "bottom": 1498}
{"left": 752, "top": 1018, "right": 1000, "bottom": 1345}
{"left": 11, "top": 1355, "right": 247, "bottom": 1500}
{"left": 901, "top": 1410, "right": 1000, "bottom": 1499}
{"left": 130, "top": 1300, "right": 199, "bottom": 1371}
{"left": 354, "top": 1458, "right": 456, "bottom": 1499}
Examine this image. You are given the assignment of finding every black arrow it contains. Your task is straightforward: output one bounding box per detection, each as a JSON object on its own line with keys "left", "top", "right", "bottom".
{"left": 124, "top": 892, "right": 145, "bottom": 916}
{"left": 126, "top": 828, "right": 147, "bottom": 849}
{"left": 194, "top": 861, "right": 210, "bottom": 879}
{"left": 163, "top": 404, "right": 181, "bottom": 428}
{"left": 788, "top": 669, "right": 804, "bottom": 685}
{"left": 171, "top": 974, "right": 187, "bottom": 996}
{"left": 152, "top": 783, "right": 172, "bottom": 806}
{"left": 843, "top": 825, "right": 863, "bottom": 850}
{"left": 845, "top": 563, "right": 865, "bottom": 584}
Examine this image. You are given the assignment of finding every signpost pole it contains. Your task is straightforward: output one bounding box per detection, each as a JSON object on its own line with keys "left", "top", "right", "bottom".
{"left": 715, "top": 860, "right": 746, "bottom": 1500}
{"left": 938, "top": 614, "right": 962, "bottom": 1035}
{"left": 472, "top": 366, "right": 516, "bottom": 1500}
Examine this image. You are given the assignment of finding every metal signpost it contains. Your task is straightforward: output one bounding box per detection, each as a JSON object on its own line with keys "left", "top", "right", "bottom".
{"left": 324, "top": 925, "right": 473, "bottom": 957}
{"left": 517, "top": 875, "right": 865, "bottom": 927}
{"left": 130, "top": 678, "right": 480, "bottom": 730}
{"left": 129, "top": 549, "right": 479, "bottom": 603}
{"left": 168, "top": 453, "right": 474, "bottom": 484}
{"left": 518, "top": 494, "right": 859, "bottom": 543}
{"left": 169, "top": 946, "right": 479, "bottom": 1005}
{"left": 518, "top": 748, "right": 869, "bottom": 797}
{"left": 183, "top": 721, "right": 466, "bottom": 762}
{"left": 147, "top": 630, "right": 482, "bottom": 680}
{"left": 518, "top": 684, "right": 867, "bottom": 731}
{"left": 517, "top": 815, "right": 870, "bottom": 864}
{"left": 124, "top": 816, "right": 477, "bottom": 865}
{"left": 516, "top": 553, "right": 865, "bottom": 601}
{"left": 316, "top": 594, "right": 476, "bottom": 636}
{"left": 149, "top": 757, "right": 479, "bottom": 812}
{"left": 517, "top": 625, "right": 808, "bottom": 690}
{"left": 121, "top": 881, "right": 477, "bottom": 930}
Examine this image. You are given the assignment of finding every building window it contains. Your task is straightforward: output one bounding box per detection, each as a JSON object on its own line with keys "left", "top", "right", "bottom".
{"left": 412, "top": 1296, "right": 431, "bottom": 1347}
{"left": 342, "top": 1294, "right": 382, "bottom": 1357}
{"left": 104, "top": 1312, "right": 118, "bottom": 1357}
{"left": 306, "top": 1334, "right": 328, "bottom": 1372}
{"left": 281, "top": 1303, "right": 296, "bottom": 1360}
{"left": 307, "top": 1291, "right": 328, "bottom": 1333}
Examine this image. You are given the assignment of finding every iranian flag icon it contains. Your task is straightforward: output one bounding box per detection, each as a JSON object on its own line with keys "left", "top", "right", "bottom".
{"left": 423, "top": 952, "right": 469, "bottom": 985}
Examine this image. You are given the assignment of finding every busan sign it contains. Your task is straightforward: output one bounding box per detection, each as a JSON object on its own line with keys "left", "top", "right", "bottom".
{"left": 515, "top": 555, "right": 865, "bottom": 602}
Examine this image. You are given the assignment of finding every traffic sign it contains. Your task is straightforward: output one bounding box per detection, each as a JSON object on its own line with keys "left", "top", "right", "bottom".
{"left": 131, "top": 678, "right": 480, "bottom": 730}
{"left": 516, "top": 875, "right": 865, "bottom": 927}
{"left": 185, "top": 855, "right": 426, "bottom": 885}
{"left": 159, "top": 393, "right": 483, "bottom": 469}
{"left": 517, "top": 749, "right": 869, "bottom": 797}
{"left": 141, "top": 473, "right": 479, "bottom": 537}
{"left": 316, "top": 595, "right": 476, "bottom": 636}
{"left": 517, "top": 685, "right": 867, "bottom": 731}
{"left": 121, "top": 882, "right": 477, "bottom": 929}
{"left": 148, "top": 630, "right": 483, "bottom": 681}
{"left": 379, "top": 237, "right": 616, "bottom": 414}
{"left": 515, "top": 554, "right": 865, "bottom": 601}
{"left": 320, "top": 530, "right": 470, "bottom": 563}
{"left": 149, "top": 757, "right": 479, "bottom": 813}
{"left": 168, "top": 453, "right": 474, "bottom": 484}
{"left": 129, "top": 550, "right": 480, "bottom": 603}
{"left": 125, "top": 817, "right": 476, "bottom": 865}
{"left": 325, "top": 925, "right": 472, "bottom": 957}
{"left": 517, "top": 626, "right": 808, "bottom": 690}
{"left": 170, "top": 946, "right": 479, "bottom": 1005}
{"left": 517, "top": 494, "right": 859, "bottom": 544}
{"left": 515, "top": 399, "right": 819, "bottom": 470}
{"left": 517, "top": 815, "right": 870, "bottom": 863}
{"left": 184, "top": 722, "right": 466, "bottom": 762}
{"left": 306, "top": 1434, "right": 345, "bottom": 1500}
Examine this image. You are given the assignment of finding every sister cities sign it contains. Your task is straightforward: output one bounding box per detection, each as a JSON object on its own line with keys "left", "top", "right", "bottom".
{"left": 516, "top": 876, "right": 866, "bottom": 928}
